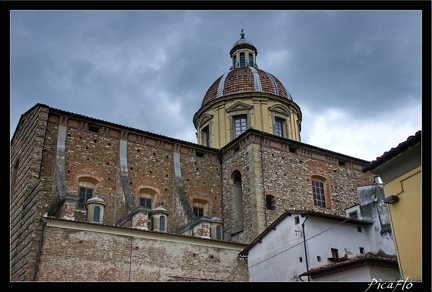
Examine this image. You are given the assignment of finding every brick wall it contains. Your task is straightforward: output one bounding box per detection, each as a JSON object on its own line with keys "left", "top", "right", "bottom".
{"left": 10, "top": 104, "right": 376, "bottom": 281}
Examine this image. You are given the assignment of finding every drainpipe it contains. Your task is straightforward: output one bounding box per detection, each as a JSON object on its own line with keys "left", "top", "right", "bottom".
{"left": 301, "top": 213, "right": 310, "bottom": 282}
{"left": 33, "top": 216, "right": 47, "bottom": 281}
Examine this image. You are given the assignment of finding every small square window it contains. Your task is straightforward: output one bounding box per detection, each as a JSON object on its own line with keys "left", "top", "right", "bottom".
{"left": 317, "top": 256, "right": 321, "bottom": 262}
{"left": 294, "top": 216, "right": 300, "bottom": 225}
{"left": 348, "top": 211, "right": 358, "bottom": 218}
{"left": 357, "top": 226, "right": 362, "bottom": 233}
{"left": 266, "top": 195, "right": 275, "bottom": 210}
{"left": 88, "top": 125, "right": 99, "bottom": 133}
{"left": 331, "top": 248, "right": 339, "bottom": 259}
{"left": 359, "top": 247, "right": 365, "bottom": 254}
{"left": 299, "top": 257, "right": 303, "bottom": 263}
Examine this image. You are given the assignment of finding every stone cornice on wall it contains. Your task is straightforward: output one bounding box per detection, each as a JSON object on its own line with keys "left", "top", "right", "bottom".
{"left": 45, "top": 216, "right": 247, "bottom": 251}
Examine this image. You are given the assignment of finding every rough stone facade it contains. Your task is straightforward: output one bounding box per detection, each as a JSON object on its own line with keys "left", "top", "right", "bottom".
{"left": 220, "top": 132, "right": 374, "bottom": 244}
{"left": 10, "top": 104, "right": 376, "bottom": 281}
{"left": 36, "top": 219, "right": 248, "bottom": 282}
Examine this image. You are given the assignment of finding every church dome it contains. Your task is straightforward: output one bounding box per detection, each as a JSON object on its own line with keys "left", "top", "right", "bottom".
{"left": 201, "top": 29, "right": 293, "bottom": 107}
{"left": 194, "top": 30, "right": 302, "bottom": 149}
{"left": 202, "top": 67, "right": 293, "bottom": 106}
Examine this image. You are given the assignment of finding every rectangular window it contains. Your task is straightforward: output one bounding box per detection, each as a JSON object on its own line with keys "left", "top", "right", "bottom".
{"left": 201, "top": 126, "right": 210, "bottom": 147}
{"left": 317, "top": 256, "right": 321, "bottom": 262}
{"left": 331, "top": 248, "right": 339, "bottom": 259}
{"left": 216, "top": 225, "right": 222, "bottom": 240}
{"left": 234, "top": 116, "right": 247, "bottom": 137}
{"left": 233, "top": 56, "right": 237, "bottom": 69}
{"left": 159, "top": 216, "right": 165, "bottom": 231}
{"left": 359, "top": 247, "right": 365, "bottom": 254}
{"left": 294, "top": 216, "right": 300, "bottom": 225}
{"left": 348, "top": 211, "right": 358, "bottom": 218}
{"left": 248, "top": 54, "right": 254, "bottom": 67}
{"left": 193, "top": 207, "right": 204, "bottom": 218}
{"left": 265, "top": 195, "right": 275, "bottom": 210}
{"left": 78, "top": 187, "right": 93, "bottom": 208}
{"left": 240, "top": 52, "right": 245, "bottom": 67}
{"left": 140, "top": 197, "right": 152, "bottom": 209}
{"left": 312, "top": 180, "right": 326, "bottom": 208}
{"left": 274, "top": 119, "right": 284, "bottom": 137}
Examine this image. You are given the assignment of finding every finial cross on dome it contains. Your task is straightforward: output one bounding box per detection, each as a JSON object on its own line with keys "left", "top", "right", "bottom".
{"left": 240, "top": 29, "right": 245, "bottom": 39}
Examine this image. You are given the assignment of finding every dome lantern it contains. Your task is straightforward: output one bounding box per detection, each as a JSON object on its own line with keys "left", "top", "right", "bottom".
{"left": 230, "top": 29, "right": 258, "bottom": 70}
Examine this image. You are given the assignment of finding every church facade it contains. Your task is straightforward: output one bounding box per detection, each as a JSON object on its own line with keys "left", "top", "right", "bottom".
{"left": 10, "top": 31, "right": 377, "bottom": 282}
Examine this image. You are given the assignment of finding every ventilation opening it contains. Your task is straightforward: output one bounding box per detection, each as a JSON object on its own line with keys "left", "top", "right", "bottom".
{"left": 88, "top": 125, "right": 100, "bottom": 133}
{"left": 289, "top": 146, "right": 297, "bottom": 153}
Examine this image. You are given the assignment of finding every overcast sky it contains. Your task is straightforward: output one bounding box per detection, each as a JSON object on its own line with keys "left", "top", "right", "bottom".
{"left": 10, "top": 9, "right": 423, "bottom": 162}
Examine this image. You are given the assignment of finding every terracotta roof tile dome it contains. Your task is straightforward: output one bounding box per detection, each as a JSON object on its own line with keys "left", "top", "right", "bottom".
{"left": 201, "top": 29, "right": 293, "bottom": 107}
{"left": 202, "top": 67, "right": 293, "bottom": 106}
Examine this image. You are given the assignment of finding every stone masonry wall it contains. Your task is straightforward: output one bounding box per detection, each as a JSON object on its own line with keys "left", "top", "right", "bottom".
{"left": 221, "top": 133, "right": 376, "bottom": 244}
{"left": 11, "top": 104, "right": 376, "bottom": 281}
{"left": 10, "top": 106, "right": 52, "bottom": 281}
{"left": 36, "top": 221, "right": 249, "bottom": 282}
{"left": 47, "top": 112, "right": 222, "bottom": 232}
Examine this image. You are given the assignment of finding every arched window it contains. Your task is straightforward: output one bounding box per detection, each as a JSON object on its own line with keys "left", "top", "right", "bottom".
{"left": 201, "top": 125, "right": 210, "bottom": 147}
{"left": 78, "top": 177, "right": 99, "bottom": 209}
{"left": 79, "top": 187, "right": 92, "bottom": 208}
{"left": 266, "top": 194, "right": 276, "bottom": 210}
{"left": 85, "top": 197, "right": 106, "bottom": 224}
{"left": 93, "top": 206, "right": 100, "bottom": 222}
{"left": 159, "top": 216, "right": 165, "bottom": 232}
{"left": 231, "top": 170, "right": 244, "bottom": 233}
{"left": 137, "top": 187, "right": 158, "bottom": 209}
{"left": 216, "top": 225, "right": 222, "bottom": 240}
{"left": 193, "top": 199, "right": 209, "bottom": 218}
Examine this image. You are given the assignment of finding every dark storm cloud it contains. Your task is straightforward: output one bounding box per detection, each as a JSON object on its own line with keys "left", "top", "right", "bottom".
{"left": 10, "top": 10, "right": 423, "bottom": 161}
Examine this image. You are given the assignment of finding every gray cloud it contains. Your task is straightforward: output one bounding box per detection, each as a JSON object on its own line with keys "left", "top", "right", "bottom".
{"left": 10, "top": 9, "right": 423, "bottom": 161}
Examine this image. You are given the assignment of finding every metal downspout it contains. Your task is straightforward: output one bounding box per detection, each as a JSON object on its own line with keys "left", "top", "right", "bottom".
{"left": 301, "top": 213, "right": 310, "bottom": 282}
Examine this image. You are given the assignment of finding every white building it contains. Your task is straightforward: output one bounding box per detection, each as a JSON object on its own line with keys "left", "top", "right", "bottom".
{"left": 240, "top": 207, "right": 400, "bottom": 282}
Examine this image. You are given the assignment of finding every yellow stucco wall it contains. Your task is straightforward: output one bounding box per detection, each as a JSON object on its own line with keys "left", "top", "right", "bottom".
{"left": 384, "top": 166, "right": 422, "bottom": 281}
{"left": 197, "top": 97, "right": 301, "bottom": 149}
